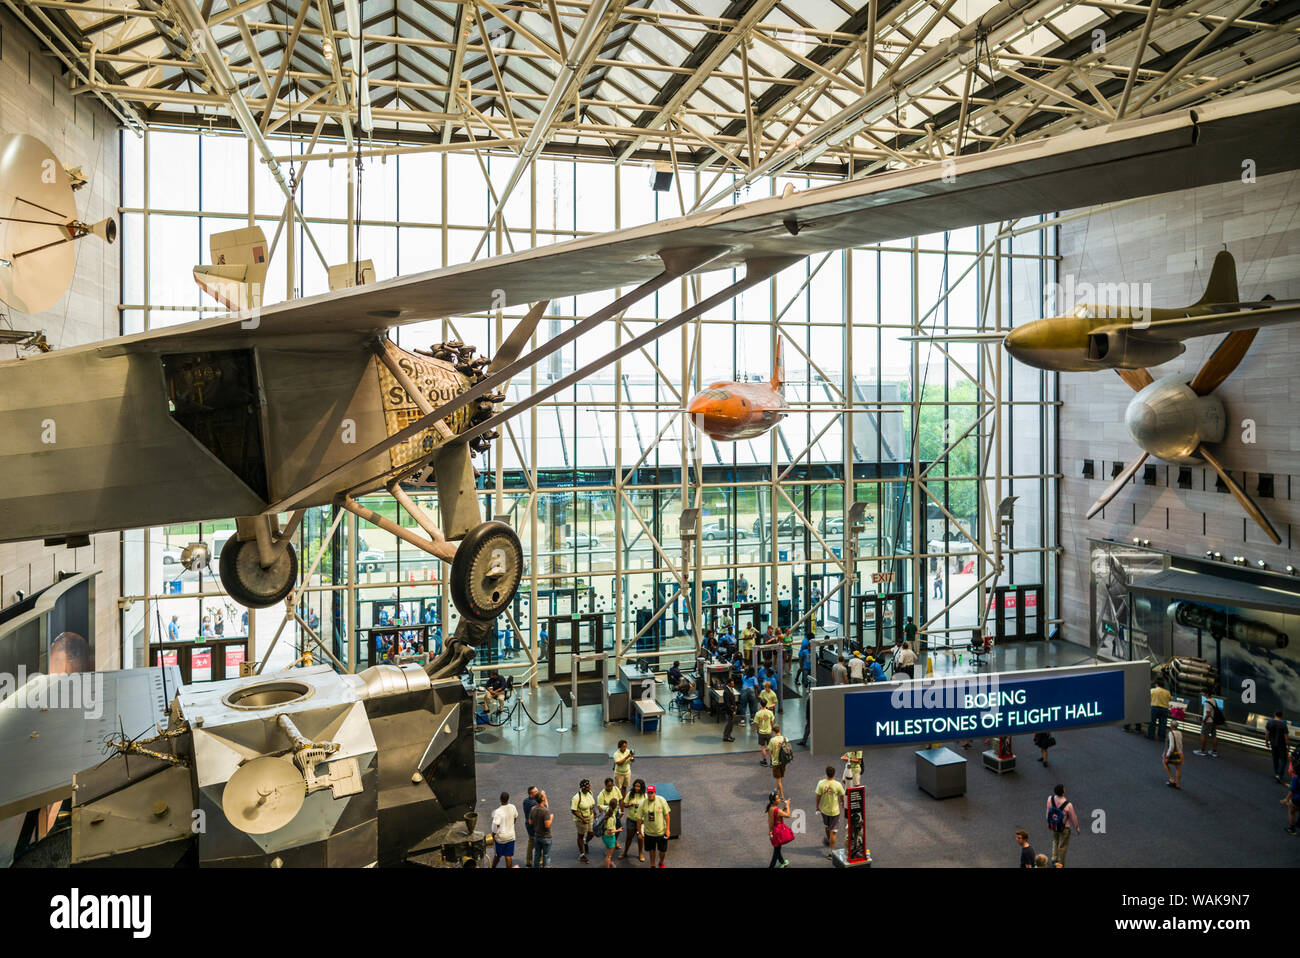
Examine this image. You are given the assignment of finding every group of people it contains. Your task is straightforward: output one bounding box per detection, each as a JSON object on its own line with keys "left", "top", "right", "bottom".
{"left": 489, "top": 741, "right": 674, "bottom": 868}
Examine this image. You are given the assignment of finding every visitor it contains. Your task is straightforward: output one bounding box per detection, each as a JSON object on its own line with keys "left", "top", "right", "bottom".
{"left": 741, "top": 621, "right": 759, "bottom": 660}
{"left": 167, "top": 615, "right": 181, "bottom": 643}
{"left": 597, "top": 777, "right": 623, "bottom": 813}
{"left": 213, "top": 609, "right": 225, "bottom": 636}
{"left": 847, "top": 651, "right": 866, "bottom": 683}
{"left": 903, "top": 616, "right": 918, "bottom": 656}
{"left": 769, "top": 723, "right": 789, "bottom": 800}
{"left": 1033, "top": 730, "right": 1055, "bottom": 767}
{"left": 1147, "top": 681, "right": 1171, "bottom": 742}
{"left": 796, "top": 634, "right": 811, "bottom": 687}
{"left": 600, "top": 798, "right": 622, "bottom": 868}
{"left": 613, "top": 740, "right": 634, "bottom": 794}
{"left": 1033, "top": 853, "right": 1052, "bottom": 868}
{"left": 722, "top": 678, "right": 738, "bottom": 743}
{"left": 894, "top": 640, "right": 917, "bottom": 678}
{"left": 740, "top": 668, "right": 760, "bottom": 722}
{"left": 1164, "top": 720, "right": 1184, "bottom": 789}
{"left": 484, "top": 670, "right": 508, "bottom": 713}
{"left": 766, "top": 792, "right": 793, "bottom": 869}
{"left": 754, "top": 700, "right": 775, "bottom": 766}
{"left": 1045, "top": 783, "right": 1080, "bottom": 866}
{"left": 831, "top": 655, "right": 849, "bottom": 685}
{"left": 841, "top": 748, "right": 863, "bottom": 788}
{"left": 1194, "top": 695, "right": 1223, "bottom": 757}
{"left": 201, "top": 615, "right": 215, "bottom": 638}
{"left": 490, "top": 792, "right": 517, "bottom": 868}
{"left": 521, "top": 785, "right": 540, "bottom": 867}
{"left": 759, "top": 680, "right": 778, "bottom": 713}
{"left": 640, "top": 784, "right": 671, "bottom": 868}
{"left": 571, "top": 779, "right": 597, "bottom": 863}
{"left": 1016, "top": 829, "right": 1035, "bottom": 868}
{"left": 933, "top": 571, "right": 944, "bottom": 599}
{"left": 1265, "top": 711, "right": 1291, "bottom": 783}
{"left": 530, "top": 790, "right": 554, "bottom": 868}
{"left": 620, "top": 779, "right": 647, "bottom": 862}
{"left": 866, "top": 655, "right": 887, "bottom": 682}
{"left": 815, "top": 765, "right": 846, "bottom": 857}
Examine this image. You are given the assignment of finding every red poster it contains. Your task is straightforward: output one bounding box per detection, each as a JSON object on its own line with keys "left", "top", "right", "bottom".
{"left": 192, "top": 650, "right": 211, "bottom": 668}
{"left": 226, "top": 647, "right": 246, "bottom": 669}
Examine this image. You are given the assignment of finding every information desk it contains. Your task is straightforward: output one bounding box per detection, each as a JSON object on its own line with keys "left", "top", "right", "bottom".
{"left": 915, "top": 746, "right": 967, "bottom": 799}
{"left": 619, "top": 663, "right": 658, "bottom": 721}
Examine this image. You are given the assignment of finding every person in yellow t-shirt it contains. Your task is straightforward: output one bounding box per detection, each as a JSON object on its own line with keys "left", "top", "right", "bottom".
{"left": 815, "top": 765, "right": 847, "bottom": 855}
{"left": 754, "top": 703, "right": 775, "bottom": 766}
{"left": 613, "top": 740, "right": 634, "bottom": 793}
{"left": 571, "top": 779, "right": 597, "bottom": 863}
{"left": 597, "top": 777, "right": 623, "bottom": 812}
{"left": 639, "top": 785, "right": 672, "bottom": 868}
{"left": 1147, "top": 683, "right": 1172, "bottom": 742}
{"left": 769, "top": 724, "right": 789, "bottom": 800}
{"left": 619, "top": 778, "right": 647, "bottom": 862}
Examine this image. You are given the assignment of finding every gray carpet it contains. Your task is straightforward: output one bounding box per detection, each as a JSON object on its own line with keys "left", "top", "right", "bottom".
{"left": 475, "top": 725, "right": 1300, "bottom": 868}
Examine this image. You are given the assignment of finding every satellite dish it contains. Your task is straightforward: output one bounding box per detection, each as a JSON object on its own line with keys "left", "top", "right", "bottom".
{"left": 221, "top": 756, "right": 307, "bottom": 835}
{"left": 0, "top": 133, "right": 116, "bottom": 315}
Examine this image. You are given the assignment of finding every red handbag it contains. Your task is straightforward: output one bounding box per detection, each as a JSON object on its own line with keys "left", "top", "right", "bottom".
{"left": 771, "top": 821, "right": 794, "bottom": 847}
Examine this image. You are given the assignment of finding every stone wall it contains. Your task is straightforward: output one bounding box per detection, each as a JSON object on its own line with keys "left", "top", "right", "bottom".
{"left": 1057, "top": 169, "right": 1300, "bottom": 648}
{"left": 0, "top": 9, "right": 122, "bottom": 666}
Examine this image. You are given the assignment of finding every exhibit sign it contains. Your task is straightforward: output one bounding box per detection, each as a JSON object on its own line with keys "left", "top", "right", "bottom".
{"left": 845, "top": 785, "right": 867, "bottom": 864}
{"left": 842, "top": 668, "right": 1128, "bottom": 747}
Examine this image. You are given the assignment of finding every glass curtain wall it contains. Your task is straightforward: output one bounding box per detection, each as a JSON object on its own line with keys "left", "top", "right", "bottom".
{"left": 117, "top": 126, "right": 1058, "bottom": 676}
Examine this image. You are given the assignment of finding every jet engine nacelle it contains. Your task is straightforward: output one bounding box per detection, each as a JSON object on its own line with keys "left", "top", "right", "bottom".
{"left": 1086, "top": 329, "right": 1185, "bottom": 369}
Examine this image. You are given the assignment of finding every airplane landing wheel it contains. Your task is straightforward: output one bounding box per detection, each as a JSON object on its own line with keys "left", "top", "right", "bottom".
{"left": 449, "top": 521, "right": 523, "bottom": 621}
{"left": 219, "top": 537, "right": 298, "bottom": 609}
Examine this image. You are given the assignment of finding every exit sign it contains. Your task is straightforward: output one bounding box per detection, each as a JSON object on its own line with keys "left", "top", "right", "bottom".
{"left": 871, "top": 572, "right": 895, "bottom": 584}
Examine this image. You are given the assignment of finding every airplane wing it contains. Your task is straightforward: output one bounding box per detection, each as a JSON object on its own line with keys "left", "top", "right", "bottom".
{"left": 50, "top": 85, "right": 1300, "bottom": 358}
{"left": 1101, "top": 302, "right": 1300, "bottom": 342}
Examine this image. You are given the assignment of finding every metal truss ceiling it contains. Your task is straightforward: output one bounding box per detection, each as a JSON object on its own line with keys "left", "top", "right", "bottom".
{"left": 11, "top": 0, "right": 1300, "bottom": 177}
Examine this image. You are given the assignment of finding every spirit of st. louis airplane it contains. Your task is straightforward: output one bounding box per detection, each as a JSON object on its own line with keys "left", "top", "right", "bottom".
{"left": 4, "top": 88, "right": 1300, "bottom": 630}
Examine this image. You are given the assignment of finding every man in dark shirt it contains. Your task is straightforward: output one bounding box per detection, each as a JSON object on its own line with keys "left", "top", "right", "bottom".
{"left": 1265, "top": 711, "right": 1291, "bottom": 783}
{"left": 530, "top": 790, "right": 554, "bottom": 868}
{"left": 484, "top": 670, "right": 508, "bottom": 713}
{"left": 1016, "top": 829, "right": 1035, "bottom": 868}
{"left": 521, "top": 785, "right": 540, "bottom": 867}
{"left": 722, "top": 678, "right": 738, "bottom": 743}
{"left": 667, "top": 662, "right": 683, "bottom": 688}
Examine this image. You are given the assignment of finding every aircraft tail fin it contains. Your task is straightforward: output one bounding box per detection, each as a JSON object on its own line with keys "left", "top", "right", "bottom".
{"left": 770, "top": 338, "right": 784, "bottom": 392}
{"left": 1194, "top": 250, "right": 1239, "bottom": 306}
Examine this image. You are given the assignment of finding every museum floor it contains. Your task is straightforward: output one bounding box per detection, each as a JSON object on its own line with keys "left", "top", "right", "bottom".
{"left": 474, "top": 641, "right": 1300, "bottom": 868}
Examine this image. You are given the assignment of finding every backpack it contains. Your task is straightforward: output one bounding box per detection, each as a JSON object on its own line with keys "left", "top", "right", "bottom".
{"left": 778, "top": 739, "right": 795, "bottom": 766}
{"left": 1047, "top": 798, "right": 1070, "bottom": 832}
{"left": 1212, "top": 703, "right": 1226, "bottom": 726}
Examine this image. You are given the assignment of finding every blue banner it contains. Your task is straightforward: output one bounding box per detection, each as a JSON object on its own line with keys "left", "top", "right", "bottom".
{"left": 843, "top": 669, "right": 1127, "bottom": 747}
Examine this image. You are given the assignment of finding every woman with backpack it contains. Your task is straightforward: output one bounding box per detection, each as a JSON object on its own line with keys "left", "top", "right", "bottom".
{"left": 1164, "top": 719, "right": 1185, "bottom": 789}
{"left": 766, "top": 792, "right": 794, "bottom": 868}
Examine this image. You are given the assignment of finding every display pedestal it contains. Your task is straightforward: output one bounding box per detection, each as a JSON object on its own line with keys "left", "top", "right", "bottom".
{"left": 982, "top": 749, "right": 1016, "bottom": 774}
{"left": 915, "top": 746, "right": 967, "bottom": 798}
{"left": 831, "top": 848, "right": 872, "bottom": 868}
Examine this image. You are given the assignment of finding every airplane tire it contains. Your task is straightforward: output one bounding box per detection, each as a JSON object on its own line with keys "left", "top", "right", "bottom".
{"left": 219, "top": 537, "right": 298, "bottom": 609}
{"left": 450, "top": 521, "right": 523, "bottom": 622}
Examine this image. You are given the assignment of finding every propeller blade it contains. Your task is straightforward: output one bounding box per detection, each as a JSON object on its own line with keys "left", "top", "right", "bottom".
{"left": 488, "top": 300, "right": 550, "bottom": 374}
{"left": 1189, "top": 328, "right": 1257, "bottom": 396}
{"left": 1197, "top": 444, "right": 1281, "bottom": 544}
{"left": 1086, "top": 452, "right": 1148, "bottom": 519}
{"left": 1115, "top": 367, "right": 1154, "bottom": 392}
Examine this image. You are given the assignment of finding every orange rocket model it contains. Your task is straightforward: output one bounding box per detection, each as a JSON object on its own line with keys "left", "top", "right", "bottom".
{"left": 687, "top": 340, "right": 789, "bottom": 441}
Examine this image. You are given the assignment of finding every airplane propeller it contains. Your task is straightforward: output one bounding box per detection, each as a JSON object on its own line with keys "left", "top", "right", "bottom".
{"left": 1086, "top": 327, "right": 1280, "bottom": 544}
